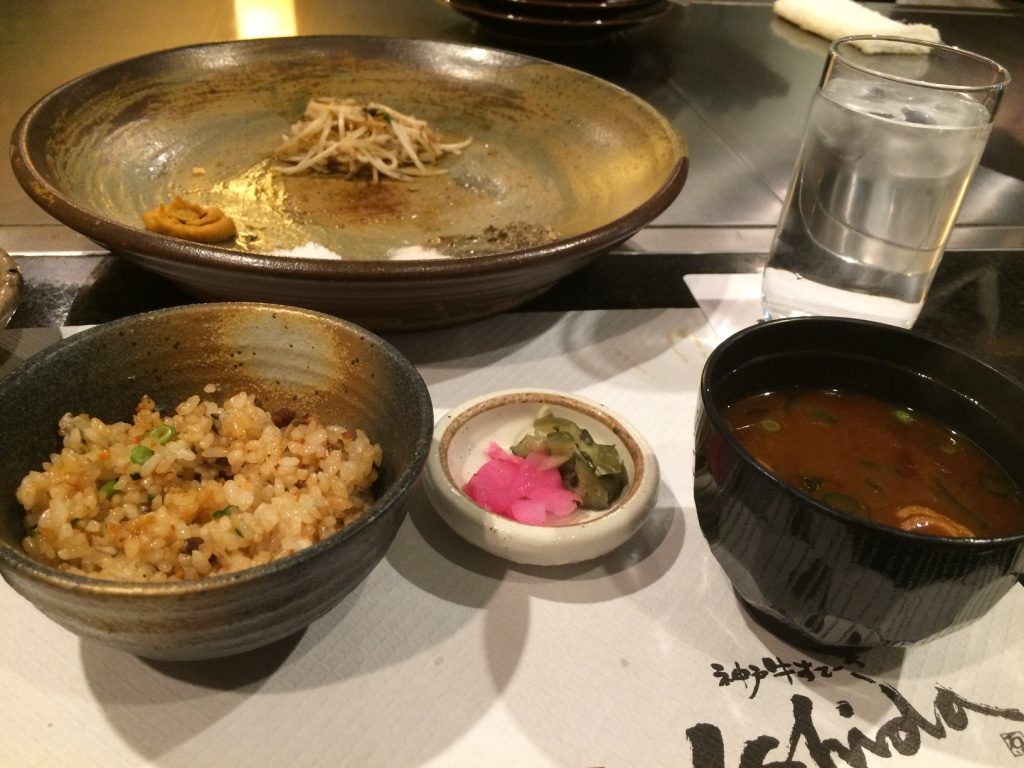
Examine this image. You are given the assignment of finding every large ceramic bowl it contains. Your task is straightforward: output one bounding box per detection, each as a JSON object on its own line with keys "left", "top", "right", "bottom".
{"left": 10, "top": 36, "right": 687, "bottom": 331}
{"left": 693, "top": 317, "right": 1024, "bottom": 649}
{"left": 0, "top": 303, "right": 432, "bottom": 660}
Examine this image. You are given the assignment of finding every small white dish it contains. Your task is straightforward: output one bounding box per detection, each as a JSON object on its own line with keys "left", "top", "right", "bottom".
{"left": 424, "top": 389, "right": 659, "bottom": 566}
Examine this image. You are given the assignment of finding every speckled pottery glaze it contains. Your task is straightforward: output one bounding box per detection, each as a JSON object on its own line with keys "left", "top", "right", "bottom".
{"left": 693, "top": 317, "right": 1024, "bottom": 649}
{"left": 0, "top": 303, "right": 432, "bottom": 660}
{"left": 11, "top": 36, "right": 687, "bottom": 331}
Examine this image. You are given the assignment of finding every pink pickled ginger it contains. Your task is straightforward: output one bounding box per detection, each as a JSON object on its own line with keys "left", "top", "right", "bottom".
{"left": 464, "top": 442, "right": 580, "bottom": 526}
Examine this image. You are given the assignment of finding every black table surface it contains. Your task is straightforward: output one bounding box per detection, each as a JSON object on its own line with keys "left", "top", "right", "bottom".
{"left": 9, "top": 247, "right": 1024, "bottom": 384}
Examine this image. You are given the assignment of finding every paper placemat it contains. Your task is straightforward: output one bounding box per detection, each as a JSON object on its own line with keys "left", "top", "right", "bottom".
{"left": 1, "top": 309, "right": 1022, "bottom": 768}
{"left": 683, "top": 272, "right": 763, "bottom": 341}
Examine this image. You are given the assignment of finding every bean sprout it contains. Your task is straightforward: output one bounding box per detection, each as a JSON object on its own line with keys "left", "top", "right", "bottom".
{"left": 274, "top": 98, "right": 472, "bottom": 182}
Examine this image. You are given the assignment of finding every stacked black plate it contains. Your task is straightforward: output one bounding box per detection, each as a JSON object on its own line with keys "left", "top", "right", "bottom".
{"left": 438, "top": 0, "right": 673, "bottom": 44}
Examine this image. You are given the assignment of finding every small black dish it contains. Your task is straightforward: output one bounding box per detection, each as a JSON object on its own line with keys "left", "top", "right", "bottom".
{"left": 438, "top": 0, "right": 671, "bottom": 43}
{"left": 693, "top": 317, "right": 1024, "bottom": 650}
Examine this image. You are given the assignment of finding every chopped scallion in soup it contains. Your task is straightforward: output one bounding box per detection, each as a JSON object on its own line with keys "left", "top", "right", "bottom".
{"left": 723, "top": 388, "right": 1023, "bottom": 538}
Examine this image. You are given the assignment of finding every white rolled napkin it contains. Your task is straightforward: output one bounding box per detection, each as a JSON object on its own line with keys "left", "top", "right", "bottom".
{"left": 773, "top": 0, "right": 941, "bottom": 53}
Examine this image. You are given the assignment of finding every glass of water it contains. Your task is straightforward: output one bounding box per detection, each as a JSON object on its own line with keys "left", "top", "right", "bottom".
{"left": 762, "top": 35, "right": 1009, "bottom": 328}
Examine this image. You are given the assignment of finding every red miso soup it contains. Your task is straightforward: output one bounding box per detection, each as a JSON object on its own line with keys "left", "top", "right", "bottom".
{"left": 723, "top": 388, "right": 1024, "bottom": 538}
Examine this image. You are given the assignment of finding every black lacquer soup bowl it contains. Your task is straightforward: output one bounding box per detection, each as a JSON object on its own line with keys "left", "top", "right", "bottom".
{"left": 693, "top": 317, "right": 1024, "bottom": 649}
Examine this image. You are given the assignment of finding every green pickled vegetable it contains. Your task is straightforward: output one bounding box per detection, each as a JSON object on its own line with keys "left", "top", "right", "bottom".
{"left": 510, "top": 415, "right": 628, "bottom": 509}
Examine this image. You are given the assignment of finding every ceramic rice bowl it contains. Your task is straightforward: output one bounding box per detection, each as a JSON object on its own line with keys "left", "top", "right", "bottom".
{"left": 0, "top": 303, "right": 432, "bottom": 660}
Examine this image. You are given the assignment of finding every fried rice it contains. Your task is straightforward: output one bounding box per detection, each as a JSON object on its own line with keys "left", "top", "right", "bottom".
{"left": 17, "top": 386, "right": 382, "bottom": 581}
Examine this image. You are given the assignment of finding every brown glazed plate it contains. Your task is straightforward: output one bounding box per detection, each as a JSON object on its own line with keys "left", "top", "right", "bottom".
{"left": 11, "top": 36, "right": 687, "bottom": 331}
